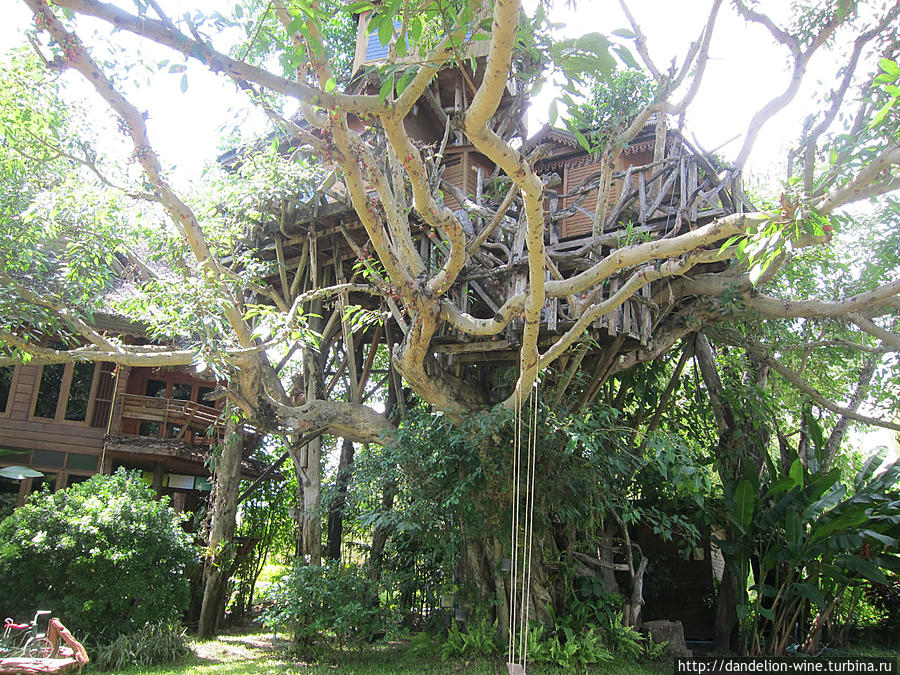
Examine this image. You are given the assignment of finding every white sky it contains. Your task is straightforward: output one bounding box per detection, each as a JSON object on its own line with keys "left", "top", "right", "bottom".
{"left": 2, "top": 0, "right": 842, "bottom": 182}
{"left": 2, "top": 1, "right": 897, "bottom": 461}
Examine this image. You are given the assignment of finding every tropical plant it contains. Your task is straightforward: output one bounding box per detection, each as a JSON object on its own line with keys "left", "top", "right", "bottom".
{"left": 440, "top": 618, "right": 501, "bottom": 660}
{"left": 721, "top": 422, "right": 900, "bottom": 655}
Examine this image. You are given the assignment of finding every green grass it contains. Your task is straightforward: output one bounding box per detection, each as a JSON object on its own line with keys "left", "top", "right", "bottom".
{"left": 95, "top": 632, "right": 669, "bottom": 675}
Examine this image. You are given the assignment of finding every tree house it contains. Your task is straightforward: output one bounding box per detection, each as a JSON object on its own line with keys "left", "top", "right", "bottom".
{"left": 238, "top": 18, "right": 746, "bottom": 394}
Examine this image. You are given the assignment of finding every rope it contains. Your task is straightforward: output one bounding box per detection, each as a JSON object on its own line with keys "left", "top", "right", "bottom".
{"left": 507, "top": 384, "right": 522, "bottom": 665}
{"left": 508, "top": 379, "right": 539, "bottom": 673}
{"left": 522, "top": 379, "right": 539, "bottom": 669}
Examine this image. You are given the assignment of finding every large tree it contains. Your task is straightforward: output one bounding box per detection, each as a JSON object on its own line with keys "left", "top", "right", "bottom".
{"left": 3, "top": 0, "right": 899, "bottom": 638}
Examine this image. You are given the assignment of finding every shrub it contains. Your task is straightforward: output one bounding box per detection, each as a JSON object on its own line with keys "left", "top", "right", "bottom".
{"left": 0, "top": 469, "right": 198, "bottom": 644}
{"left": 93, "top": 620, "right": 191, "bottom": 671}
{"left": 261, "top": 562, "right": 384, "bottom": 652}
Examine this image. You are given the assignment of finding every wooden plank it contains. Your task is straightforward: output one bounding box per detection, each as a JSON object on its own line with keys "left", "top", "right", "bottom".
{"left": 469, "top": 280, "right": 500, "bottom": 313}
{"left": 607, "top": 277, "right": 619, "bottom": 336}
{"left": 432, "top": 340, "right": 511, "bottom": 354}
{"left": 638, "top": 171, "right": 647, "bottom": 225}
{"left": 0, "top": 417, "right": 106, "bottom": 439}
{"left": 689, "top": 161, "right": 699, "bottom": 220}
{"left": 622, "top": 297, "right": 631, "bottom": 337}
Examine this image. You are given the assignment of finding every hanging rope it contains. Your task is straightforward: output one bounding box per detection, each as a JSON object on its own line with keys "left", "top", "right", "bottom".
{"left": 507, "top": 384, "right": 522, "bottom": 668}
{"left": 508, "top": 379, "right": 539, "bottom": 675}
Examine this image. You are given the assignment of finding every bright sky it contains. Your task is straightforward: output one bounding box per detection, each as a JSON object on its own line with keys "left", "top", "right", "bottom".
{"left": 2, "top": 0, "right": 841, "bottom": 183}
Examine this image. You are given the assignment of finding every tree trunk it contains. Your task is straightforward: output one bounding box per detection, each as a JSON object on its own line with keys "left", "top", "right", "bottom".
{"left": 326, "top": 438, "right": 355, "bottom": 561}
{"left": 714, "top": 558, "right": 741, "bottom": 654}
{"left": 297, "top": 434, "right": 323, "bottom": 565}
{"left": 291, "top": 340, "right": 325, "bottom": 566}
{"left": 198, "top": 409, "right": 244, "bottom": 638}
{"left": 366, "top": 479, "right": 396, "bottom": 580}
{"left": 823, "top": 357, "right": 877, "bottom": 471}
{"left": 462, "top": 531, "right": 554, "bottom": 647}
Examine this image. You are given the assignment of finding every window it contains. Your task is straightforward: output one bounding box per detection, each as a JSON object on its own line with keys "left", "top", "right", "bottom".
{"left": 145, "top": 379, "right": 167, "bottom": 398}
{"left": 31, "top": 450, "right": 66, "bottom": 469}
{"left": 63, "top": 474, "right": 91, "bottom": 488}
{"left": 65, "top": 362, "right": 95, "bottom": 422}
{"left": 31, "top": 362, "right": 99, "bottom": 423}
{"left": 90, "top": 363, "right": 116, "bottom": 428}
{"left": 171, "top": 383, "right": 192, "bottom": 401}
{"left": 0, "top": 366, "right": 14, "bottom": 414}
{"left": 66, "top": 453, "right": 99, "bottom": 471}
{"left": 197, "top": 386, "right": 214, "bottom": 405}
{"left": 34, "top": 364, "right": 65, "bottom": 418}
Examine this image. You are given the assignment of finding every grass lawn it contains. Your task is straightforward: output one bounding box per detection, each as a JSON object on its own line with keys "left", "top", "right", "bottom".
{"left": 100, "top": 631, "right": 670, "bottom": 674}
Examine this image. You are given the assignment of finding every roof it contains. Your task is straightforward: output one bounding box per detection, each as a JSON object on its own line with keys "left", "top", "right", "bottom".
{"left": 523, "top": 114, "right": 663, "bottom": 155}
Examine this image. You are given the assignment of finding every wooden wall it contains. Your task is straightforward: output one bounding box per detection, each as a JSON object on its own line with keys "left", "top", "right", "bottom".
{"left": 0, "top": 364, "right": 107, "bottom": 495}
{"left": 0, "top": 363, "right": 218, "bottom": 502}
{"left": 561, "top": 147, "right": 655, "bottom": 239}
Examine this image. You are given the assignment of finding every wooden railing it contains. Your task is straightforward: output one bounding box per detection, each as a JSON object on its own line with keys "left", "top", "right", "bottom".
{"left": 120, "top": 394, "right": 223, "bottom": 442}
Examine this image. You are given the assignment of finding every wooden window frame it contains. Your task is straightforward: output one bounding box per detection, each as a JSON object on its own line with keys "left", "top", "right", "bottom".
{"left": 29, "top": 362, "right": 101, "bottom": 426}
{"left": 0, "top": 365, "right": 19, "bottom": 418}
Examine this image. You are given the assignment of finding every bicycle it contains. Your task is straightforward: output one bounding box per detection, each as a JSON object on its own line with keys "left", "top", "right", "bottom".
{"left": 0, "top": 611, "right": 53, "bottom": 658}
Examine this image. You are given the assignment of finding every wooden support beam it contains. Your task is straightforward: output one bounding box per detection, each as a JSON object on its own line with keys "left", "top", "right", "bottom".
{"left": 579, "top": 334, "right": 626, "bottom": 411}
{"left": 357, "top": 323, "right": 383, "bottom": 400}
{"left": 275, "top": 234, "right": 290, "bottom": 302}
{"left": 432, "top": 340, "right": 511, "bottom": 354}
{"left": 333, "top": 237, "right": 360, "bottom": 404}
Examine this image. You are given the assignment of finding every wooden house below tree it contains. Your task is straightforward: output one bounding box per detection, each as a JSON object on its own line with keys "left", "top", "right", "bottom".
{"left": 0, "top": 315, "right": 266, "bottom": 520}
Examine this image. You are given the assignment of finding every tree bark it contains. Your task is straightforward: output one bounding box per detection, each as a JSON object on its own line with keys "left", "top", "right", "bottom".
{"left": 714, "top": 561, "right": 741, "bottom": 653}
{"left": 198, "top": 409, "right": 244, "bottom": 638}
{"left": 326, "top": 438, "right": 355, "bottom": 561}
{"left": 823, "top": 357, "right": 877, "bottom": 470}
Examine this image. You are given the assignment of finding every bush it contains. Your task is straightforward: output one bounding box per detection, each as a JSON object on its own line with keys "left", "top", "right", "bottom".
{"left": 261, "top": 562, "right": 384, "bottom": 652}
{"left": 93, "top": 620, "right": 191, "bottom": 671}
{"left": 0, "top": 469, "right": 198, "bottom": 644}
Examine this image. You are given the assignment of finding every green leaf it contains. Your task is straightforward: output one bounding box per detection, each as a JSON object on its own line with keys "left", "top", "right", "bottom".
{"left": 879, "top": 57, "right": 900, "bottom": 77}
{"left": 870, "top": 100, "right": 895, "bottom": 128}
{"left": 785, "top": 509, "right": 803, "bottom": 558}
{"left": 180, "top": 73, "right": 188, "bottom": 93}
{"left": 286, "top": 15, "right": 305, "bottom": 35}
{"left": 345, "top": 1, "right": 375, "bottom": 11}
{"left": 613, "top": 45, "right": 639, "bottom": 69}
{"left": 611, "top": 28, "right": 635, "bottom": 39}
{"left": 732, "top": 479, "right": 757, "bottom": 534}
{"left": 378, "top": 76, "right": 393, "bottom": 103}
{"left": 378, "top": 15, "right": 393, "bottom": 46}
{"left": 809, "top": 509, "right": 869, "bottom": 545}
{"left": 855, "top": 448, "right": 887, "bottom": 491}
{"left": 324, "top": 76, "right": 337, "bottom": 93}
{"left": 789, "top": 458, "right": 804, "bottom": 490}
{"left": 839, "top": 555, "right": 888, "bottom": 584}
{"left": 572, "top": 128, "right": 590, "bottom": 153}
{"left": 804, "top": 410, "right": 825, "bottom": 451}
{"left": 795, "top": 582, "right": 825, "bottom": 609}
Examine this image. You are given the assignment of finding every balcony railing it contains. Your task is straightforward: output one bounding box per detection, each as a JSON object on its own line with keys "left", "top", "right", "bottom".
{"left": 120, "top": 394, "right": 223, "bottom": 442}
